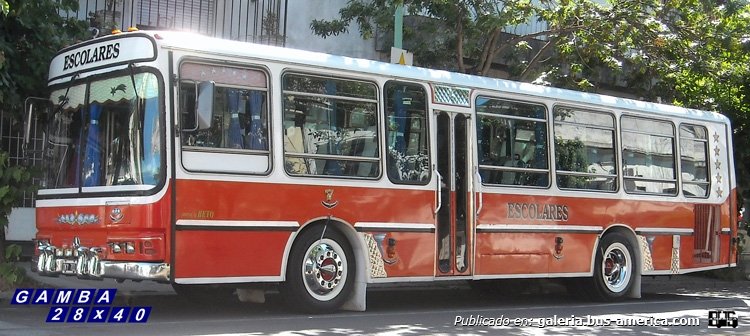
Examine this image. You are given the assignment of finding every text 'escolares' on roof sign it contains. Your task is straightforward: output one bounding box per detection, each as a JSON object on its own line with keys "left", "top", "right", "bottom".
{"left": 49, "top": 34, "right": 157, "bottom": 81}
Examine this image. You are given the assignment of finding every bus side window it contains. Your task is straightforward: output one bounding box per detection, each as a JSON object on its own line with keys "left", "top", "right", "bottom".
{"left": 178, "top": 62, "right": 270, "bottom": 175}
{"left": 281, "top": 73, "right": 379, "bottom": 178}
{"left": 180, "top": 84, "right": 268, "bottom": 151}
{"left": 384, "top": 81, "right": 430, "bottom": 184}
{"left": 179, "top": 83, "right": 197, "bottom": 139}
{"left": 553, "top": 106, "right": 618, "bottom": 192}
{"left": 680, "top": 124, "right": 709, "bottom": 198}
{"left": 621, "top": 116, "right": 677, "bottom": 195}
{"left": 179, "top": 63, "right": 269, "bottom": 152}
{"left": 475, "top": 97, "right": 549, "bottom": 188}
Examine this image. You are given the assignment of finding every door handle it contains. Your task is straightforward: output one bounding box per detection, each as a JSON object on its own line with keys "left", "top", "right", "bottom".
{"left": 475, "top": 166, "right": 483, "bottom": 216}
{"left": 434, "top": 164, "right": 442, "bottom": 215}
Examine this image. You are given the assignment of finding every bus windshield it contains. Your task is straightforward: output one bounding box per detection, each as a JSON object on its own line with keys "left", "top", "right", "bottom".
{"left": 45, "top": 71, "right": 163, "bottom": 191}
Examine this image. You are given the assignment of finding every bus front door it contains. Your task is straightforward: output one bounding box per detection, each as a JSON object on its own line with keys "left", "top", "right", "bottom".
{"left": 434, "top": 110, "right": 473, "bottom": 276}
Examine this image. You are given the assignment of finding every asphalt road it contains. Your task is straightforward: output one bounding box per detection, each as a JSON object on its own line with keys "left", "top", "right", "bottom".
{"left": 1, "top": 265, "right": 749, "bottom": 336}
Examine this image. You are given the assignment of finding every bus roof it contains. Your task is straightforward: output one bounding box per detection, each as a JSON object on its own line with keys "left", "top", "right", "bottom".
{"left": 63, "top": 30, "right": 732, "bottom": 125}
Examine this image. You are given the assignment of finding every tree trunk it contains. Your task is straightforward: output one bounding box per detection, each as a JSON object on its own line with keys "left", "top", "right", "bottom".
{"left": 0, "top": 224, "right": 6, "bottom": 263}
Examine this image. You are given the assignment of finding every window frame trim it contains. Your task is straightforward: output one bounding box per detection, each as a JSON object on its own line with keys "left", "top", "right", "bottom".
{"left": 39, "top": 66, "right": 168, "bottom": 199}
{"left": 475, "top": 95, "right": 551, "bottom": 189}
{"left": 383, "top": 80, "right": 432, "bottom": 186}
{"left": 280, "top": 70, "right": 383, "bottom": 180}
{"left": 619, "top": 114, "right": 678, "bottom": 196}
{"left": 678, "top": 122, "right": 711, "bottom": 199}
{"left": 552, "top": 105, "right": 619, "bottom": 193}
{"left": 177, "top": 58, "right": 273, "bottom": 176}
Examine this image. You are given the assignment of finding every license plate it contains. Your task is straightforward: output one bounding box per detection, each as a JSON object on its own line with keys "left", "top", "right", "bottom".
{"left": 61, "top": 260, "right": 77, "bottom": 274}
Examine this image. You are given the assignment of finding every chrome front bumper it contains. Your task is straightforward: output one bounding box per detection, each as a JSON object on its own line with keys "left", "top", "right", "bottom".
{"left": 34, "top": 241, "right": 170, "bottom": 282}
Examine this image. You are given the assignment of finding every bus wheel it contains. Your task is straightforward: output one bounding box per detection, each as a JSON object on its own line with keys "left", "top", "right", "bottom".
{"left": 282, "top": 225, "right": 354, "bottom": 313}
{"left": 592, "top": 232, "right": 635, "bottom": 301}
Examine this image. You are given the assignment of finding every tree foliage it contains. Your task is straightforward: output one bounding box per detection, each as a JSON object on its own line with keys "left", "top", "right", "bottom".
{"left": 0, "top": 0, "right": 89, "bottom": 119}
{"left": 312, "top": 0, "right": 750, "bottom": 199}
{"left": 0, "top": 0, "right": 87, "bottom": 265}
{"left": 0, "top": 151, "right": 33, "bottom": 263}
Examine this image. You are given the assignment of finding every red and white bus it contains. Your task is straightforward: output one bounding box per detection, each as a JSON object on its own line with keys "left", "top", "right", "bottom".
{"left": 27, "top": 30, "right": 738, "bottom": 312}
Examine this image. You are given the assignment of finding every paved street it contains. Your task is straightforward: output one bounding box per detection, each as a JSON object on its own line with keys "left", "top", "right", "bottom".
{"left": 1, "top": 263, "right": 749, "bottom": 335}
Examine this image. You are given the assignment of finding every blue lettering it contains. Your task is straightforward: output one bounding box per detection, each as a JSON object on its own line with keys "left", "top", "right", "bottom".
{"left": 108, "top": 307, "right": 131, "bottom": 323}
{"left": 87, "top": 307, "right": 110, "bottom": 323}
{"left": 11, "top": 289, "right": 32, "bottom": 304}
{"left": 75, "top": 289, "right": 95, "bottom": 304}
{"left": 66, "top": 306, "right": 90, "bottom": 323}
{"left": 95, "top": 289, "right": 117, "bottom": 305}
{"left": 32, "top": 289, "right": 54, "bottom": 304}
{"left": 45, "top": 307, "right": 69, "bottom": 322}
{"left": 53, "top": 289, "right": 74, "bottom": 304}
{"left": 128, "top": 307, "right": 152, "bottom": 323}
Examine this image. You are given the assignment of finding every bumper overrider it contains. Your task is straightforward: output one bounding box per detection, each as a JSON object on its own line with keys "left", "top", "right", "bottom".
{"left": 33, "top": 240, "right": 170, "bottom": 282}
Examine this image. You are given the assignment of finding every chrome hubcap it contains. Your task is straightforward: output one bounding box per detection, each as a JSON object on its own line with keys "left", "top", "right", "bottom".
{"left": 302, "top": 239, "right": 346, "bottom": 301}
{"left": 601, "top": 242, "right": 631, "bottom": 293}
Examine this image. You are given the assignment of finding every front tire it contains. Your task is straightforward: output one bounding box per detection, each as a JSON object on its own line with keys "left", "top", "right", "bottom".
{"left": 281, "top": 225, "right": 354, "bottom": 313}
{"left": 591, "top": 232, "right": 636, "bottom": 301}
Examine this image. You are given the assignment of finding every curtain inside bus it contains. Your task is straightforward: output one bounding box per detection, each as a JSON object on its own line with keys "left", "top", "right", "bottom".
{"left": 247, "top": 91, "right": 265, "bottom": 150}
{"left": 82, "top": 103, "right": 103, "bottom": 187}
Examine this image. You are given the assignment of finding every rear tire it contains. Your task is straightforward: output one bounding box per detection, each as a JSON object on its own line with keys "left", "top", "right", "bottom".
{"left": 591, "top": 232, "right": 636, "bottom": 301}
{"left": 281, "top": 225, "right": 354, "bottom": 313}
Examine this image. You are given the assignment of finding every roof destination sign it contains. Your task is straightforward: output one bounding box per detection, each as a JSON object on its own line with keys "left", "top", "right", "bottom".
{"left": 49, "top": 34, "right": 157, "bottom": 81}
{"left": 63, "top": 43, "right": 120, "bottom": 71}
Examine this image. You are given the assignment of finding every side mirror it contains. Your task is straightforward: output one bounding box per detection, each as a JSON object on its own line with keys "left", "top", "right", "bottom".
{"left": 196, "top": 81, "right": 215, "bottom": 130}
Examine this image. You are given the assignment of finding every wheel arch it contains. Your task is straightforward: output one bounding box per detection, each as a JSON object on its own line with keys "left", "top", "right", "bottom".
{"left": 283, "top": 216, "right": 368, "bottom": 311}
{"left": 594, "top": 224, "right": 642, "bottom": 299}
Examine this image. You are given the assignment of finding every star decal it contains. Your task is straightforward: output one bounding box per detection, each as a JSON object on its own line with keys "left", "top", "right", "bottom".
{"left": 714, "top": 146, "right": 721, "bottom": 156}
{"left": 713, "top": 132, "right": 720, "bottom": 141}
{"left": 715, "top": 160, "right": 721, "bottom": 170}
{"left": 716, "top": 187, "right": 723, "bottom": 197}
{"left": 715, "top": 173, "right": 722, "bottom": 183}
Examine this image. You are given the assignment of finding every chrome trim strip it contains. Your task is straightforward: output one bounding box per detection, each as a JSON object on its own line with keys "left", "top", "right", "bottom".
{"left": 679, "top": 264, "right": 736, "bottom": 274}
{"left": 473, "top": 272, "right": 592, "bottom": 279}
{"left": 641, "top": 270, "right": 674, "bottom": 276}
{"left": 635, "top": 228, "right": 694, "bottom": 236}
{"left": 82, "top": 185, "right": 155, "bottom": 193}
{"left": 100, "top": 261, "right": 170, "bottom": 282}
{"left": 368, "top": 276, "right": 435, "bottom": 283}
{"left": 176, "top": 220, "right": 299, "bottom": 228}
{"left": 37, "top": 188, "right": 79, "bottom": 195}
{"left": 354, "top": 222, "right": 435, "bottom": 232}
{"left": 476, "top": 224, "right": 603, "bottom": 234}
{"left": 175, "top": 276, "right": 282, "bottom": 284}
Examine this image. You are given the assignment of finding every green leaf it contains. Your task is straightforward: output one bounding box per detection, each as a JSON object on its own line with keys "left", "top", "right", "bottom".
{"left": 0, "top": 0, "right": 8, "bottom": 16}
{"left": 0, "top": 185, "right": 8, "bottom": 199}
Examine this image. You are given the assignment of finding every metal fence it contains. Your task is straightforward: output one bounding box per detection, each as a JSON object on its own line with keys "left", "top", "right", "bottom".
{"left": 60, "top": 0, "right": 287, "bottom": 46}
{"left": 0, "top": 111, "right": 44, "bottom": 208}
